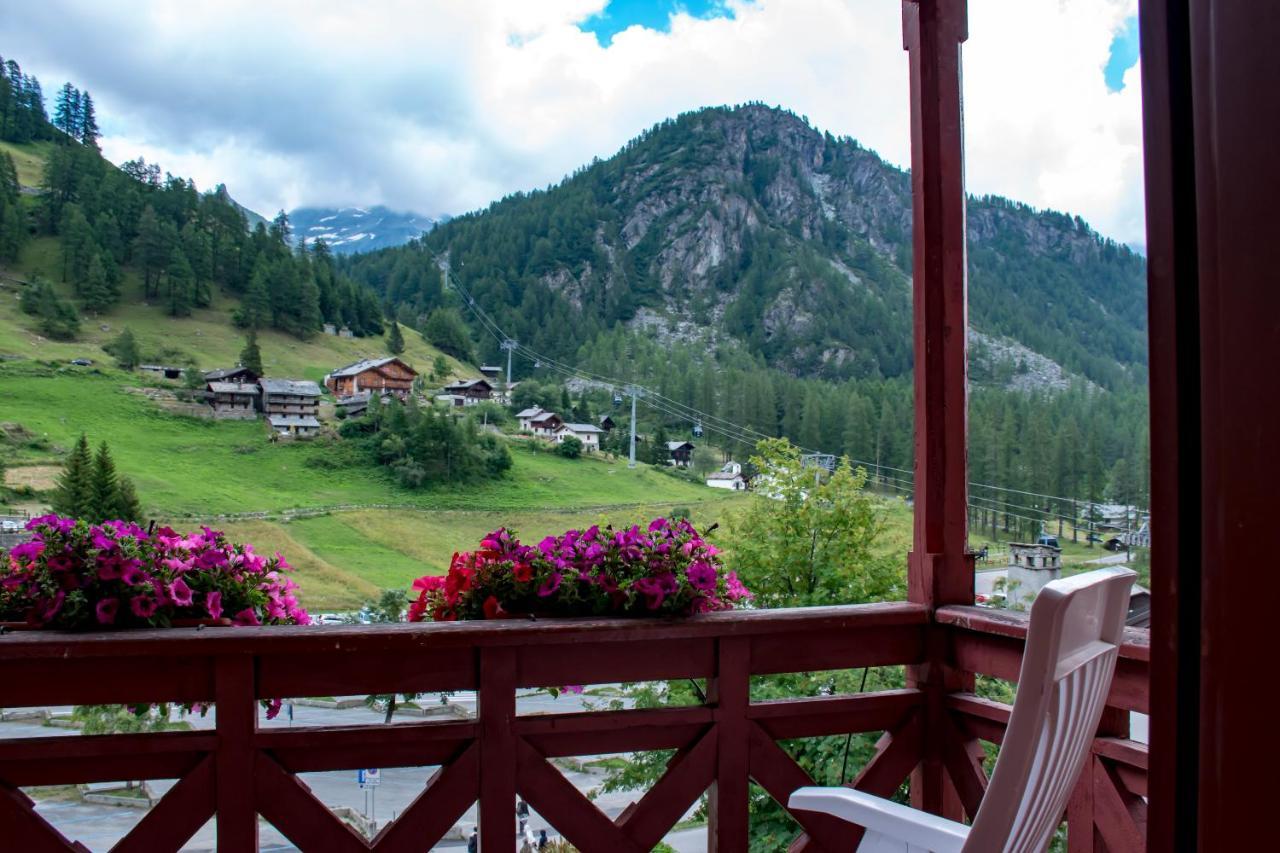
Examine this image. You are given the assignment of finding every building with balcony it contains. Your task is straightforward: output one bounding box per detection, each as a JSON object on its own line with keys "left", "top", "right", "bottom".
{"left": 0, "top": 3, "right": 1273, "bottom": 851}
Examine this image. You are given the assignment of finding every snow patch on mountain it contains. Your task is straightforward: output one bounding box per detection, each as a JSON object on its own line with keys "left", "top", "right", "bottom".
{"left": 288, "top": 206, "right": 448, "bottom": 254}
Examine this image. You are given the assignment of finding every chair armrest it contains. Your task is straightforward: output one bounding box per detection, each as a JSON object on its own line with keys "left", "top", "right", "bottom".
{"left": 789, "top": 787, "right": 969, "bottom": 853}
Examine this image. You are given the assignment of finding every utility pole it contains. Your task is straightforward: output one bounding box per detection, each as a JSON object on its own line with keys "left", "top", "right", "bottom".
{"left": 628, "top": 385, "right": 640, "bottom": 469}
{"left": 501, "top": 338, "right": 517, "bottom": 392}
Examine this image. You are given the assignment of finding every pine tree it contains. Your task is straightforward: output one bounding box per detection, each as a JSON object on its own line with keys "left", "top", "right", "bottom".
{"left": 90, "top": 442, "right": 119, "bottom": 522}
{"left": 78, "top": 91, "right": 100, "bottom": 148}
{"left": 239, "top": 329, "right": 263, "bottom": 375}
{"left": 387, "top": 320, "right": 405, "bottom": 355}
{"left": 133, "top": 206, "right": 167, "bottom": 297}
{"left": 114, "top": 476, "right": 142, "bottom": 523}
{"left": 51, "top": 434, "right": 94, "bottom": 519}
{"left": 166, "top": 247, "right": 195, "bottom": 317}
{"left": 235, "top": 259, "right": 272, "bottom": 328}
{"left": 52, "top": 83, "right": 77, "bottom": 138}
{"left": 105, "top": 327, "right": 140, "bottom": 369}
{"left": 81, "top": 252, "right": 114, "bottom": 313}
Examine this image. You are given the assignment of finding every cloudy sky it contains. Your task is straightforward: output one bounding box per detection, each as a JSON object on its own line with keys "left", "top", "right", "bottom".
{"left": 1, "top": 0, "right": 1145, "bottom": 245}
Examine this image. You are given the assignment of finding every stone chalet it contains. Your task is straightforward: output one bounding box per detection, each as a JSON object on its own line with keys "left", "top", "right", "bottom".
{"left": 257, "top": 378, "right": 322, "bottom": 425}
{"left": 555, "top": 422, "right": 603, "bottom": 451}
{"left": 325, "top": 357, "right": 416, "bottom": 400}
{"left": 205, "top": 382, "right": 259, "bottom": 420}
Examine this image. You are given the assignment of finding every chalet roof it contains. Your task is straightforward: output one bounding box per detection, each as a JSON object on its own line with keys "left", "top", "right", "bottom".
{"left": 207, "top": 382, "right": 259, "bottom": 395}
{"left": 559, "top": 422, "right": 603, "bottom": 434}
{"left": 706, "top": 471, "right": 743, "bottom": 481}
{"left": 328, "top": 357, "right": 415, "bottom": 379}
{"left": 260, "top": 378, "right": 322, "bottom": 397}
{"left": 204, "top": 366, "right": 256, "bottom": 381}
{"left": 531, "top": 412, "right": 562, "bottom": 424}
{"left": 516, "top": 407, "right": 544, "bottom": 418}
{"left": 443, "top": 378, "right": 493, "bottom": 391}
{"left": 480, "top": 365, "right": 503, "bottom": 373}
{"left": 668, "top": 441, "right": 696, "bottom": 451}
{"left": 336, "top": 391, "right": 372, "bottom": 406}
{"left": 268, "top": 415, "right": 321, "bottom": 428}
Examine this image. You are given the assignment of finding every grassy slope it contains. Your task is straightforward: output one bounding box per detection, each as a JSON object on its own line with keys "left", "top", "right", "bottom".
{"left": 0, "top": 139, "right": 54, "bottom": 188}
{"left": 1, "top": 237, "right": 471, "bottom": 383}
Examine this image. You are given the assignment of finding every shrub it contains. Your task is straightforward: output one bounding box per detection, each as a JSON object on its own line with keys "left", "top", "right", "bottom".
{"left": 556, "top": 436, "right": 583, "bottom": 458}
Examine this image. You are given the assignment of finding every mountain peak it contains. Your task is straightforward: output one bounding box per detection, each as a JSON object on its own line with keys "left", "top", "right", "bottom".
{"left": 288, "top": 205, "right": 447, "bottom": 254}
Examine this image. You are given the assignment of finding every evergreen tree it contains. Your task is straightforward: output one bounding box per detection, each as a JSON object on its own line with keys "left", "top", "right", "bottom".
{"left": 105, "top": 327, "right": 141, "bottom": 369}
{"left": 165, "top": 247, "right": 195, "bottom": 317}
{"left": 52, "top": 83, "right": 78, "bottom": 138}
{"left": 235, "top": 261, "right": 272, "bottom": 328}
{"left": 239, "top": 329, "right": 263, "bottom": 375}
{"left": 81, "top": 252, "right": 114, "bottom": 313}
{"left": 114, "top": 477, "right": 143, "bottom": 523}
{"left": 386, "top": 320, "right": 405, "bottom": 355}
{"left": 133, "top": 205, "right": 167, "bottom": 297}
{"left": 78, "top": 91, "right": 100, "bottom": 148}
{"left": 90, "top": 442, "right": 119, "bottom": 521}
{"left": 51, "top": 434, "right": 94, "bottom": 519}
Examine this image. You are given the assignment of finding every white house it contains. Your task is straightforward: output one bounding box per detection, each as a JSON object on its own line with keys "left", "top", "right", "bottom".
{"left": 556, "top": 422, "right": 603, "bottom": 451}
{"left": 706, "top": 461, "right": 747, "bottom": 490}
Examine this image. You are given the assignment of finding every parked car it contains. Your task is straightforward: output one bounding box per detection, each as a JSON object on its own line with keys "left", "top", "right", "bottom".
{"left": 70, "top": 358, "right": 93, "bottom": 366}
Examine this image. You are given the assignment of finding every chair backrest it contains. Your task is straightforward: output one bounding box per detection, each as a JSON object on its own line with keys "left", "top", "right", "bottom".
{"left": 963, "top": 566, "right": 1135, "bottom": 853}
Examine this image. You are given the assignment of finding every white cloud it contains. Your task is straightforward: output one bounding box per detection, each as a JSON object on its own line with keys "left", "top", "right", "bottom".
{"left": 1, "top": 0, "right": 1145, "bottom": 244}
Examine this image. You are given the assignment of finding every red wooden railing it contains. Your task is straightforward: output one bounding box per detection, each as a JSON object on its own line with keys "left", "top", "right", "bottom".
{"left": 0, "top": 603, "right": 1148, "bottom": 851}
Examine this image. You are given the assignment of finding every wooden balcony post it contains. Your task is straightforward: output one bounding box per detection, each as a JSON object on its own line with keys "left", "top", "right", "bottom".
{"left": 708, "top": 636, "right": 750, "bottom": 852}
{"left": 479, "top": 647, "right": 517, "bottom": 852}
{"left": 903, "top": 0, "right": 973, "bottom": 820}
{"left": 214, "top": 655, "right": 257, "bottom": 852}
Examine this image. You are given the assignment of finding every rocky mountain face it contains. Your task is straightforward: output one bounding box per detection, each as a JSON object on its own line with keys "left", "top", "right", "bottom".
{"left": 376, "top": 105, "right": 1147, "bottom": 388}
{"left": 290, "top": 206, "right": 444, "bottom": 254}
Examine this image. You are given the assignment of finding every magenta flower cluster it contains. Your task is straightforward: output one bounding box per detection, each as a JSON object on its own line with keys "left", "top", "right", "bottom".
{"left": 408, "top": 517, "right": 751, "bottom": 622}
{"left": 1, "top": 514, "right": 309, "bottom": 631}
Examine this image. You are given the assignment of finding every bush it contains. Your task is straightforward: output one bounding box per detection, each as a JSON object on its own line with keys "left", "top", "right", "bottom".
{"left": 557, "top": 436, "right": 583, "bottom": 458}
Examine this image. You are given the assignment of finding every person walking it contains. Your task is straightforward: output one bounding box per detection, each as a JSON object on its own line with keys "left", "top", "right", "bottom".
{"left": 467, "top": 828, "right": 478, "bottom": 853}
{"left": 538, "top": 829, "right": 549, "bottom": 850}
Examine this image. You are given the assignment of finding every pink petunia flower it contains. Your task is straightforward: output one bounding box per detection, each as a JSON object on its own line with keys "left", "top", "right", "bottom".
{"left": 167, "top": 578, "right": 194, "bottom": 607}
{"left": 205, "top": 591, "right": 223, "bottom": 620}
{"left": 232, "top": 608, "right": 261, "bottom": 626}
{"left": 130, "top": 594, "right": 159, "bottom": 619}
{"left": 95, "top": 597, "right": 120, "bottom": 625}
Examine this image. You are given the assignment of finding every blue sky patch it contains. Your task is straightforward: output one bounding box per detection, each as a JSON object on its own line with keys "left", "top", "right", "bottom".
{"left": 1103, "top": 15, "right": 1139, "bottom": 92}
{"left": 580, "top": 0, "right": 736, "bottom": 46}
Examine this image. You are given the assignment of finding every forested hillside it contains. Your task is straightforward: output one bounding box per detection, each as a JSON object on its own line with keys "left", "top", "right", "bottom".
{"left": 343, "top": 105, "right": 1151, "bottom": 509}
{"left": 345, "top": 104, "right": 1147, "bottom": 389}
{"left": 1, "top": 52, "right": 385, "bottom": 343}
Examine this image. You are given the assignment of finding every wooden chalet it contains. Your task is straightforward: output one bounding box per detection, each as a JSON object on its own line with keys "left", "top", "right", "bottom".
{"left": 1, "top": 5, "right": 1273, "bottom": 851}
{"left": 667, "top": 440, "right": 695, "bottom": 467}
{"left": 440, "top": 378, "right": 493, "bottom": 406}
{"left": 205, "top": 381, "right": 259, "bottom": 420}
{"left": 598, "top": 414, "right": 616, "bottom": 432}
{"left": 528, "top": 410, "right": 564, "bottom": 437}
{"left": 257, "top": 378, "right": 322, "bottom": 419}
{"left": 479, "top": 365, "right": 504, "bottom": 382}
{"left": 325, "top": 357, "right": 416, "bottom": 400}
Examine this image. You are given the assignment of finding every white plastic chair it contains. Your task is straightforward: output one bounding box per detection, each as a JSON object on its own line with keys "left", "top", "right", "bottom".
{"left": 790, "top": 566, "right": 1136, "bottom": 852}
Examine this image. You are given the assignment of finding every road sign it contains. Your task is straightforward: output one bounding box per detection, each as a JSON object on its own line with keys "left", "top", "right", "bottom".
{"left": 364, "top": 768, "right": 380, "bottom": 787}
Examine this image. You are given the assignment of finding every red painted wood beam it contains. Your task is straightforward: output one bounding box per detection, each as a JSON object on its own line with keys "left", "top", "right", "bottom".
{"left": 903, "top": 0, "right": 972, "bottom": 822}
{"left": 903, "top": 0, "right": 972, "bottom": 608}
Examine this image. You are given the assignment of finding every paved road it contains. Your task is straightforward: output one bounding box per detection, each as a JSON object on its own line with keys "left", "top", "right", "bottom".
{"left": 6, "top": 693, "right": 710, "bottom": 851}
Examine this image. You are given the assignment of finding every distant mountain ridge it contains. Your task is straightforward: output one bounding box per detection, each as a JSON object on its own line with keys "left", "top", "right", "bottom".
{"left": 347, "top": 104, "right": 1147, "bottom": 389}
{"left": 289, "top": 206, "right": 445, "bottom": 254}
